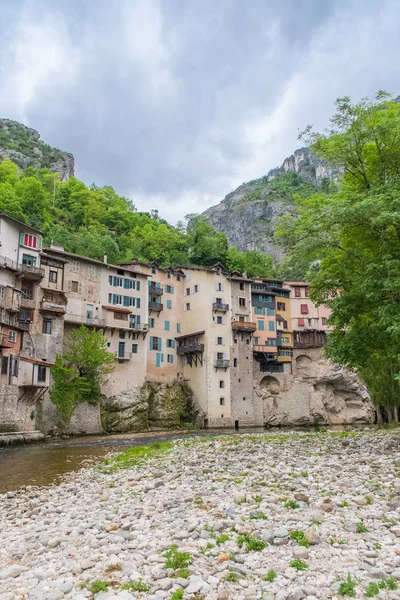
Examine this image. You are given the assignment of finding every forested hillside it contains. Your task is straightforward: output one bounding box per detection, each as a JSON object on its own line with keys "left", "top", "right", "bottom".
{"left": 0, "top": 158, "right": 274, "bottom": 277}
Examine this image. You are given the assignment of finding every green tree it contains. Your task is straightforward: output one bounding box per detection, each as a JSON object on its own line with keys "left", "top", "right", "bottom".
{"left": 50, "top": 326, "right": 114, "bottom": 422}
{"left": 226, "top": 246, "right": 275, "bottom": 278}
{"left": 186, "top": 215, "right": 228, "bottom": 266}
{"left": 278, "top": 92, "right": 400, "bottom": 420}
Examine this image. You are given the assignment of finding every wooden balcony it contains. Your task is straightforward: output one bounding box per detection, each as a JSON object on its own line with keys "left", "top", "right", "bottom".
{"left": 212, "top": 302, "right": 229, "bottom": 312}
{"left": 40, "top": 300, "right": 66, "bottom": 314}
{"left": 214, "top": 359, "right": 230, "bottom": 369}
{"left": 294, "top": 330, "right": 327, "bottom": 349}
{"left": 115, "top": 352, "right": 132, "bottom": 360}
{"left": 149, "top": 284, "right": 163, "bottom": 296}
{"left": 231, "top": 320, "right": 256, "bottom": 332}
{"left": 129, "top": 322, "right": 149, "bottom": 331}
{"left": 64, "top": 314, "right": 105, "bottom": 327}
{"left": 177, "top": 342, "right": 204, "bottom": 355}
{"left": 18, "top": 264, "right": 45, "bottom": 280}
{"left": 148, "top": 301, "right": 163, "bottom": 312}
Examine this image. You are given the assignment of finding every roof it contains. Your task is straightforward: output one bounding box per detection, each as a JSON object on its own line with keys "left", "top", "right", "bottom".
{"left": 229, "top": 276, "right": 254, "bottom": 283}
{"left": 102, "top": 305, "right": 132, "bottom": 314}
{"left": 41, "top": 252, "right": 69, "bottom": 264}
{"left": 44, "top": 248, "right": 149, "bottom": 276}
{"left": 0, "top": 213, "right": 43, "bottom": 235}
{"left": 20, "top": 356, "right": 55, "bottom": 366}
{"left": 175, "top": 330, "right": 205, "bottom": 340}
{"left": 285, "top": 281, "right": 310, "bottom": 287}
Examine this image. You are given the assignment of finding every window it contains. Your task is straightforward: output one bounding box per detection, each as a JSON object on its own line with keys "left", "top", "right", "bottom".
{"left": 217, "top": 337, "right": 223, "bottom": 345}
{"left": 194, "top": 284, "right": 199, "bottom": 293}
{"left": 322, "top": 317, "right": 327, "bottom": 326}
{"left": 216, "top": 282, "right": 223, "bottom": 291}
{"left": 298, "top": 318, "right": 305, "bottom": 326}
{"left": 0, "top": 286, "right": 4, "bottom": 299}
{"left": 151, "top": 266, "right": 157, "bottom": 274}
{"left": 114, "top": 312, "right": 128, "bottom": 321}
{"left": 300, "top": 304, "right": 309, "bottom": 314}
{"left": 119, "top": 331, "right": 126, "bottom": 339}
{"left": 164, "top": 321, "right": 170, "bottom": 331}
{"left": 258, "top": 320, "right": 264, "bottom": 331}
{"left": 305, "top": 288, "right": 310, "bottom": 297}
{"left": 23, "top": 233, "right": 38, "bottom": 248}
{"left": 254, "top": 337, "right": 259, "bottom": 345}
{"left": 185, "top": 303, "right": 191, "bottom": 311}
{"left": 219, "top": 380, "right": 225, "bottom": 388}
{"left": 165, "top": 284, "right": 174, "bottom": 294}
{"left": 22, "top": 254, "right": 36, "bottom": 267}
{"left": 132, "top": 343, "right": 138, "bottom": 354}
{"left": 166, "top": 300, "right": 172, "bottom": 309}
{"left": 167, "top": 354, "right": 174, "bottom": 364}
{"left": 177, "top": 323, "right": 181, "bottom": 333}
{"left": 220, "top": 398, "right": 225, "bottom": 406}
{"left": 267, "top": 308, "right": 274, "bottom": 316}
{"left": 1, "top": 356, "right": 8, "bottom": 375}
{"left": 150, "top": 336, "right": 162, "bottom": 351}
{"left": 8, "top": 330, "right": 16, "bottom": 342}
{"left": 308, "top": 319, "right": 312, "bottom": 326}
{"left": 233, "top": 358, "right": 237, "bottom": 367}
{"left": 109, "top": 294, "right": 123, "bottom": 305}
{"left": 277, "top": 302, "right": 285, "bottom": 311}
{"left": 186, "top": 287, "right": 190, "bottom": 296}
{"left": 177, "top": 275, "right": 181, "bottom": 281}
{"left": 295, "top": 288, "right": 301, "bottom": 297}
{"left": 267, "top": 338, "right": 277, "bottom": 346}
{"left": 283, "top": 320, "right": 288, "bottom": 329}
{"left": 166, "top": 339, "right": 175, "bottom": 348}
{"left": 13, "top": 359, "right": 18, "bottom": 377}
{"left": 167, "top": 272, "right": 172, "bottom": 279}
{"left": 217, "top": 352, "right": 224, "bottom": 360}
{"left": 38, "top": 365, "right": 47, "bottom": 383}
{"left": 49, "top": 270, "right": 57, "bottom": 283}
{"left": 239, "top": 297, "right": 246, "bottom": 307}
{"left": 42, "top": 320, "right": 52, "bottom": 335}
{"left": 149, "top": 318, "right": 155, "bottom": 328}
{"left": 71, "top": 260, "right": 80, "bottom": 273}
{"left": 88, "top": 264, "right": 96, "bottom": 276}
{"left": 268, "top": 321, "right": 275, "bottom": 331}
{"left": 254, "top": 307, "right": 265, "bottom": 315}
{"left": 71, "top": 281, "right": 79, "bottom": 293}
{"left": 239, "top": 282, "right": 245, "bottom": 291}
{"left": 216, "top": 316, "right": 223, "bottom": 324}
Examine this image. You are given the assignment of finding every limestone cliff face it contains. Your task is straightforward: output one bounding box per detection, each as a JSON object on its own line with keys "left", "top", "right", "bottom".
{"left": 202, "top": 147, "right": 341, "bottom": 259}
{"left": 254, "top": 348, "right": 374, "bottom": 426}
{"left": 100, "top": 380, "right": 200, "bottom": 433}
{"left": 0, "top": 119, "right": 74, "bottom": 181}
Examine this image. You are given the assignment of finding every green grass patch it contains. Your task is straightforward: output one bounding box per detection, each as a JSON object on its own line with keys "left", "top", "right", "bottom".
{"left": 338, "top": 574, "right": 357, "bottom": 597}
{"left": 170, "top": 590, "right": 184, "bottom": 600}
{"left": 264, "top": 569, "right": 277, "bottom": 582}
{"left": 223, "top": 568, "right": 239, "bottom": 582}
{"left": 289, "top": 530, "right": 310, "bottom": 547}
{"left": 164, "top": 545, "right": 193, "bottom": 570}
{"left": 282, "top": 499, "right": 300, "bottom": 509}
{"left": 121, "top": 579, "right": 151, "bottom": 592}
{"left": 249, "top": 511, "right": 268, "bottom": 520}
{"left": 289, "top": 559, "right": 308, "bottom": 571}
{"left": 101, "top": 441, "right": 174, "bottom": 472}
{"left": 237, "top": 533, "right": 267, "bottom": 552}
{"left": 356, "top": 522, "right": 368, "bottom": 533}
{"left": 89, "top": 580, "right": 110, "bottom": 594}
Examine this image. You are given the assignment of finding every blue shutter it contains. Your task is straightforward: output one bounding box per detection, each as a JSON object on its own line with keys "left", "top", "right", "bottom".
{"left": 165, "top": 321, "right": 170, "bottom": 331}
{"left": 161, "top": 353, "right": 164, "bottom": 362}
{"left": 171, "top": 340, "right": 175, "bottom": 349}
{"left": 167, "top": 299, "right": 172, "bottom": 309}
{"left": 159, "top": 337, "right": 162, "bottom": 351}
{"left": 171, "top": 286, "right": 174, "bottom": 294}
{"left": 123, "top": 296, "right": 129, "bottom": 306}
{"left": 177, "top": 323, "right": 181, "bottom": 333}
{"left": 108, "top": 293, "right": 112, "bottom": 303}
{"left": 269, "top": 321, "right": 275, "bottom": 331}
{"left": 136, "top": 281, "right": 140, "bottom": 291}
{"left": 156, "top": 353, "right": 161, "bottom": 367}
{"left": 150, "top": 336, "right": 154, "bottom": 350}
{"left": 124, "top": 279, "right": 130, "bottom": 289}
{"left": 258, "top": 320, "right": 264, "bottom": 331}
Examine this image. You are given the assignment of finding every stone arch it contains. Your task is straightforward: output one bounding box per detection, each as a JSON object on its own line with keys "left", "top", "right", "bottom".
{"left": 296, "top": 354, "right": 313, "bottom": 376}
{"left": 260, "top": 375, "right": 280, "bottom": 395}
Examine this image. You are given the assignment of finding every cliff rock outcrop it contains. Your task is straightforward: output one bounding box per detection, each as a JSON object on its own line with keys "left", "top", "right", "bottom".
{"left": 0, "top": 119, "right": 74, "bottom": 181}
{"left": 254, "top": 348, "right": 374, "bottom": 426}
{"left": 202, "top": 147, "right": 341, "bottom": 260}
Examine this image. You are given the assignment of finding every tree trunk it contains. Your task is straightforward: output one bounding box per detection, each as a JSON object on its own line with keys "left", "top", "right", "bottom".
{"left": 376, "top": 407, "right": 383, "bottom": 424}
{"left": 393, "top": 406, "right": 399, "bottom": 424}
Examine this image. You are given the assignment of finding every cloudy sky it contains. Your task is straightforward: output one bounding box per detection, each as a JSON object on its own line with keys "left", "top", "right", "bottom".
{"left": 0, "top": 0, "right": 399, "bottom": 223}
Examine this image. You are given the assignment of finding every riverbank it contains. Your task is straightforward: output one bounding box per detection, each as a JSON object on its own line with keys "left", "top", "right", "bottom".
{"left": 1, "top": 430, "right": 400, "bottom": 600}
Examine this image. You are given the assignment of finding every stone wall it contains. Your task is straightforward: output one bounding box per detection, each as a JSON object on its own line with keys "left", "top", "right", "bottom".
{"left": 38, "top": 392, "right": 102, "bottom": 434}
{"left": 0, "top": 381, "right": 37, "bottom": 432}
{"left": 253, "top": 347, "right": 375, "bottom": 426}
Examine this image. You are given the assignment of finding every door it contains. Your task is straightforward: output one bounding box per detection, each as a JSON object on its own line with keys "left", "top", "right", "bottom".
{"left": 86, "top": 304, "right": 93, "bottom": 324}
{"left": 118, "top": 342, "right": 125, "bottom": 358}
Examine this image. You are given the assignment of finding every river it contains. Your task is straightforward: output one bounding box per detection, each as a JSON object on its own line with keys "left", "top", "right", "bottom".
{"left": 0, "top": 429, "right": 243, "bottom": 494}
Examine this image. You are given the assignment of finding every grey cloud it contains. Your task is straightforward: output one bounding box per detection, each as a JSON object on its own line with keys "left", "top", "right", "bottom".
{"left": 0, "top": 0, "right": 399, "bottom": 223}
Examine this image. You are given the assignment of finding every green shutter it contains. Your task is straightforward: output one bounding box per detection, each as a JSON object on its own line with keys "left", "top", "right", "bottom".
{"left": 150, "top": 336, "right": 154, "bottom": 350}
{"left": 136, "top": 298, "right": 141, "bottom": 308}
{"left": 177, "top": 323, "right": 181, "bottom": 333}
{"left": 136, "top": 281, "right": 140, "bottom": 291}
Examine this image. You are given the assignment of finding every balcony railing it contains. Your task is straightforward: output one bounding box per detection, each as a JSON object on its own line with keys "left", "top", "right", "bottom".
{"left": 149, "top": 284, "right": 163, "bottom": 296}
{"left": 129, "top": 322, "right": 149, "bottom": 331}
{"left": 231, "top": 320, "right": 256, "bottom": 332}
{"left": 148, "top": 301, "right": 163, "bottom": 312}
{"left": 64, "top": 314, "right": 105, "bottom": 327}
{"left": 19, "top": 264, "right": 45, "bottom": 279}
{"left": 40, "top": 300, "right": 66, "bottom": 313}
{"left": 115, "top": 352, "right": 132, "bottom": 360}
{"left": 212, "top": 302, "right": 229, "bottom": 312}
{"left": 214, "top": 359, "right": 230, "bottom": 368}
{"left": 177, "top": 343, "right": 204, "bottom": 355}
{"left": 0, "top": 256, "right": 18, "bottom": 271}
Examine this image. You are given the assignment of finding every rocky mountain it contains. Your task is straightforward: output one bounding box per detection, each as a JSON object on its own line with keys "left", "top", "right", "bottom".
{"left": 202, "top": 147, "right": 340, "bottom": 260}
{"left": 0, "top": 119, "right": 74, "bottom": 181}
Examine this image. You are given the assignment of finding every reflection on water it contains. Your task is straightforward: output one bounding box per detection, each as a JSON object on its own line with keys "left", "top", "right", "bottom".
{"left": 0, "top": 424, "right": 358, "bottom": 494}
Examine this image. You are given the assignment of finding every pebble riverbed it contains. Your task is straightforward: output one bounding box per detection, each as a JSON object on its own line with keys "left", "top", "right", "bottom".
{"left": 1, "top": 429, "right": 400, "bottom": 600}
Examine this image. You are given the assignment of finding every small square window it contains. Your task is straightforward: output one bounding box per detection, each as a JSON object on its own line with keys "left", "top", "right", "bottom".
{"left": 49, "top": 270, "right": 57, "bottom": 283}
{"left": 219, "top": 380, "right": 224, "bottom": 388}
{"left": 220, "top": 398, "right": 225, "bottom": 406}
{"left": 38, "top": 365, "right": 47, "bottom": 382}
{"left": 132, "top": 344, "right": 138, "bottom": 354}
{"left": 42, "top": 320, "right": 52, "bottom": 335}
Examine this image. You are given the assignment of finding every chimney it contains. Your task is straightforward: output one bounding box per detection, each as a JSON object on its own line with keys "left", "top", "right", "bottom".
{"left": 131, "top": 257, "right": 138, "bottom": 264}
{"left": 50, "top": 242, "right": 64, "bottom": 252}
{"left": 242, "top": 270, "right": 248, "bottom": 279}
{"left": 103, "top": 254, "right": 107, "bottom": 264}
